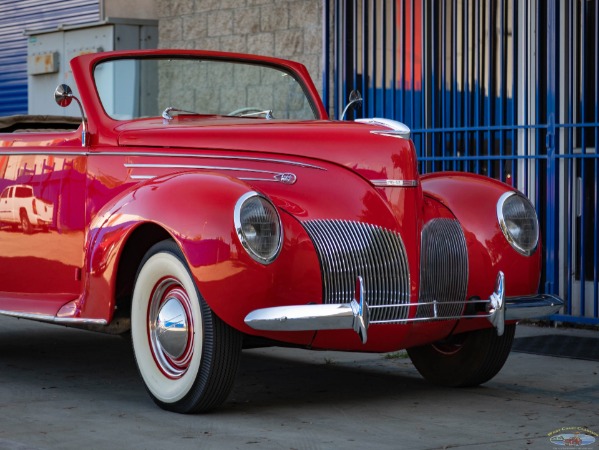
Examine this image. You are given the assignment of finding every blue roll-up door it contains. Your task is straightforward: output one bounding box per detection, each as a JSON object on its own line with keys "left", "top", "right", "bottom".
{"left": 0, "top": 0, "right": 99, "bottom": 116}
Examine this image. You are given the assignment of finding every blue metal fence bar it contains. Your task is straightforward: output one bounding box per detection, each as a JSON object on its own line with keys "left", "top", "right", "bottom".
{"left": 523, "top": 0, "right": 530, "bottom": 196}
{"left": 397, "top": 0, "right": 404, "bottom": 123}
{"left": 421, "top": 0, "right": 427, "bottom": 156}
{"left": 352, "top": 0, "right": 359, "bottom": 99}
{"left": 498, "top": 0, "right": 505, "bottom": 181}
{"left": 362, "top": 0, "right": 368, "bottom": 118}
{"left": 416, "top": 152, "right": 599, "bottom": 162}
{"left": 463, "top": 0, "right": 470, "bottom": 172}
{"left": 322, "top": 0, "right": 330, "bottom": 114}
{"left": 544, "top": 0, "right": 557, "bottom": 295}
{"left": 391, "top": 0, "right": 397, "bottom": 121}
{"left": 451, "top": 0, "right": 458, "bottom": 171}
{"left": 509, "top": 0, "right": 516, "bottom": 188}
{"left": 429, "top": 0, "right": 437, "bottom": 172}
{"left": 595, "top": 0, "right": 599, "bottom": 318}
{"left": 485, "top": 1, "right": 492, "bottom": 178}
{"left": 474, "top": 1, "right": 482, "bottom": 173}
{"left": 441, "top": 0, "right": 447, "bottom": 171}
{"left": 537, "top": 10, "right": 544, "bottom": 238}
{"left": 332, "top": 0, "right": 339, "bottom": 118}
{"left": 413, "top": 121, "right": 599, "bottom": 135}
{"left": 565, "top": 0, "right": 575, "bottom": 319}
{"left": 410, "top": 0, "right": 416, "bottom": 133}
{"left": 579, "top": 0, "right": 588, "bottom": 315}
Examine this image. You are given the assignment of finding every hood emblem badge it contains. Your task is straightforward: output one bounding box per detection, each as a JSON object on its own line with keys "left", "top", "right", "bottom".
{"left": 275, "top": 173, "right": 297, "bottom": 185}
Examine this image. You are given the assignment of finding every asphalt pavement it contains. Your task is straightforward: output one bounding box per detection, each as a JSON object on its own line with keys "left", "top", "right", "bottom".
{"left": 0, "top": 315, "right": 597, "bottom": 450}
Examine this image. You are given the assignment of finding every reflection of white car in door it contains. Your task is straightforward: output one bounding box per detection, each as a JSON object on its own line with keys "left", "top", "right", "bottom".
{"left": 0, "top": 185, "right": 54, "bottom": 233}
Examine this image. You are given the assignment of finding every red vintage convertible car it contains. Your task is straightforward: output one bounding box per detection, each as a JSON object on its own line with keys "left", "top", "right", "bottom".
{"left": 0, "top": 49, "right": 562, "bottom": 413}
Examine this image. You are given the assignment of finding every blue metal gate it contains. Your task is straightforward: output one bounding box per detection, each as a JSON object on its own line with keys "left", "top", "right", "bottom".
{"left": 324, "top": 0, "right": 599, "bottom": 324}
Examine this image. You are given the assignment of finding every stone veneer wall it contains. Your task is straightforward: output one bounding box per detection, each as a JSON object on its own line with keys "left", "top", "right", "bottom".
{"left": 156, "top": 0, "right": 323, "bottom": 95}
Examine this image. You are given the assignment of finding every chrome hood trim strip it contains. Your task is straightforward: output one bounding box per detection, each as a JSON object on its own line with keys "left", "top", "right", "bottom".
{"left": 371, "top": 179, "right": 419, "bottom": 187}
{"left": 126, "top": 163, "right": 298, "bottom": 185}
{"left": 111, "top": 151, "right": 325, "bottom": 170}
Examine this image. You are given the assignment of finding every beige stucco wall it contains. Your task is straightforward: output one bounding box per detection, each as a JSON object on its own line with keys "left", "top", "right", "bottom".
{"left": 155, "top": 0, "right": 323, "bottom": 95}
{"left": 102, "top": 0, "right": 158, "bottom": 20}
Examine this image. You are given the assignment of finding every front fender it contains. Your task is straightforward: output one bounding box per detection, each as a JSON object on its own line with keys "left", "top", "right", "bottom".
{"left": 81, "top": 172, "right": 254, "bottom": 322}
{"left": 421, "top": 172, "right": 541, "bottom": 299}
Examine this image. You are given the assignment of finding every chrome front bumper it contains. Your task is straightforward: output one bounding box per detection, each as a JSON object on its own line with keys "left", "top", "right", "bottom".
{"left": 244, "top": 272, "right": 564, "bottom": 344}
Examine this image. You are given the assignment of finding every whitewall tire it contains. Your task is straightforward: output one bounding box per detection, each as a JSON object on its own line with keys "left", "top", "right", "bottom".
{"left": 131, "top": 240, "right": 242, "bottom": 413}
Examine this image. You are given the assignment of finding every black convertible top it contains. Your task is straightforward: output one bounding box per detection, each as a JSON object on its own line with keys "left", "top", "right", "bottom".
{"left": 0, "top": 115, "right": 81, "bottom": 133}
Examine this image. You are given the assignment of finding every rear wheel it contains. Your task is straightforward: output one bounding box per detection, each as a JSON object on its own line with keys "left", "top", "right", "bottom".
{"left": 407, "top": 324, "right": 515, "bottom": 387}
{"left": 131, "top": 240, "right": 242, "bottom": 413}
{"left": 20, "top": 210, "right": 32, "bottom": 234}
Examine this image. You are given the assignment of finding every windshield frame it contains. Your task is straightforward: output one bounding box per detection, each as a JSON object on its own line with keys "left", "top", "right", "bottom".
{"left": 92, "top": 55, "right": 321, "bottom": 122}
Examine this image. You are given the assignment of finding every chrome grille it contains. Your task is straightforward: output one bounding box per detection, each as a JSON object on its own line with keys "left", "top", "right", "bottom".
{"left": 303, "top": 220, "right": 410, "bottom": 322}
{"left": 417, "top": 218, "right": 468, "bottom": 318}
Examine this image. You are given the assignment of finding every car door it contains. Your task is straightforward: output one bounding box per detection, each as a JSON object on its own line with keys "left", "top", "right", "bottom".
{"left": 0, "top": 150, "right": 86, "bottom": 313}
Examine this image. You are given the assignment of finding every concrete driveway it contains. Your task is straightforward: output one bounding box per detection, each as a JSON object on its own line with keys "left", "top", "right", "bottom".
{"left": 0, "top": 316, "right": 597, "bottom": 450}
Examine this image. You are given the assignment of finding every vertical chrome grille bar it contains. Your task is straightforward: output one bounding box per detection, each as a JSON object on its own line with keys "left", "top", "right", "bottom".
{"left": 417, "top": 218, "right": 469, "bottom": 318}
{"left": 304, "top": 220, "right": 410, "bottom": 323}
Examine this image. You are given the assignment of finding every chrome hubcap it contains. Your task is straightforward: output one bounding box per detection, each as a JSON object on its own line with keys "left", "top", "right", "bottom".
{"left": 156, "top": 297, "right": 188, "bottom": 359}
{"left": 149, "top": 278, "right": 194, "bottom": 379}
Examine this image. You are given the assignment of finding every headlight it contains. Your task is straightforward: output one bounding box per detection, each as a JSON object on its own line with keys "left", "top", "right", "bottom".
{"left": 234, "top": 192, "right": 282, "bottom": 264}
{"left": 497, "top": 191, "right": 539, "bottom": 256}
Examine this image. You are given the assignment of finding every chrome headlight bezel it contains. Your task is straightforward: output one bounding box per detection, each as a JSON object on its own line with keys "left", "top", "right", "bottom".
{"left": 234, "top": 192, "right": 283, "bottom": 264}
{"left": 497, "top": 191, "right": 539, "bottom": 256}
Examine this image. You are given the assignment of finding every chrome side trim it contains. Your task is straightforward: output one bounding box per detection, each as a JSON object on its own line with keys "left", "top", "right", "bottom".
{"left": 0, "top": 151, "right": 326, "bottom": 171}
{"left": 0, "top": 310, "right": 108, "bottom": 326}
{"left": 371, "top": 179, "right": 419, "bottom": 187}
{"left": 0, "top": 151, "right": 88, "bottom": 156}
{"left": 54, "top": 317, "right": 109, "bottom": 325}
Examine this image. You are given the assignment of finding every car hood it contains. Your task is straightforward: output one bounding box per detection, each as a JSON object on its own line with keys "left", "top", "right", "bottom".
{"left": 114, "top": 118, "right": 419, "bottom": 183}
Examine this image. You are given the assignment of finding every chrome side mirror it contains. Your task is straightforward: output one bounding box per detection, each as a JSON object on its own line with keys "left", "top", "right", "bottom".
{"left": 54, "top": 84, "right": 88, "bottom": 147}
{"left": 340, "top": 90, "right": 363, "bottom": 120}
{"left": 54, "top": 84, "right": 74, "bottom": 107}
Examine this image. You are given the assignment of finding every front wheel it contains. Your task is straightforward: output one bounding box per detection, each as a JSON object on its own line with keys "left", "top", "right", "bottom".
{"left": 131, "top": 240, "right": 242, "bottom": 413}
{"left": 407, "top": 324, "right": 515, "bottom": 387}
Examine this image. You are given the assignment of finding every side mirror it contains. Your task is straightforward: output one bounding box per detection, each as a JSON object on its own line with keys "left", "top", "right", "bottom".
{"left": 340, "top": 90, "right": 363, "bottom": 120}
{"left": 54, "top": 84, "right": 88, "bottom": 147}
{"left": 54, "top": 84, "right": 74, "bottom": 107}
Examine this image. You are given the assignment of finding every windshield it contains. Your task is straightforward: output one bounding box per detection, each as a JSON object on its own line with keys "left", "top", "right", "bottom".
{"left": 93, "top": 57, "right": 317, "bottom": 121}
